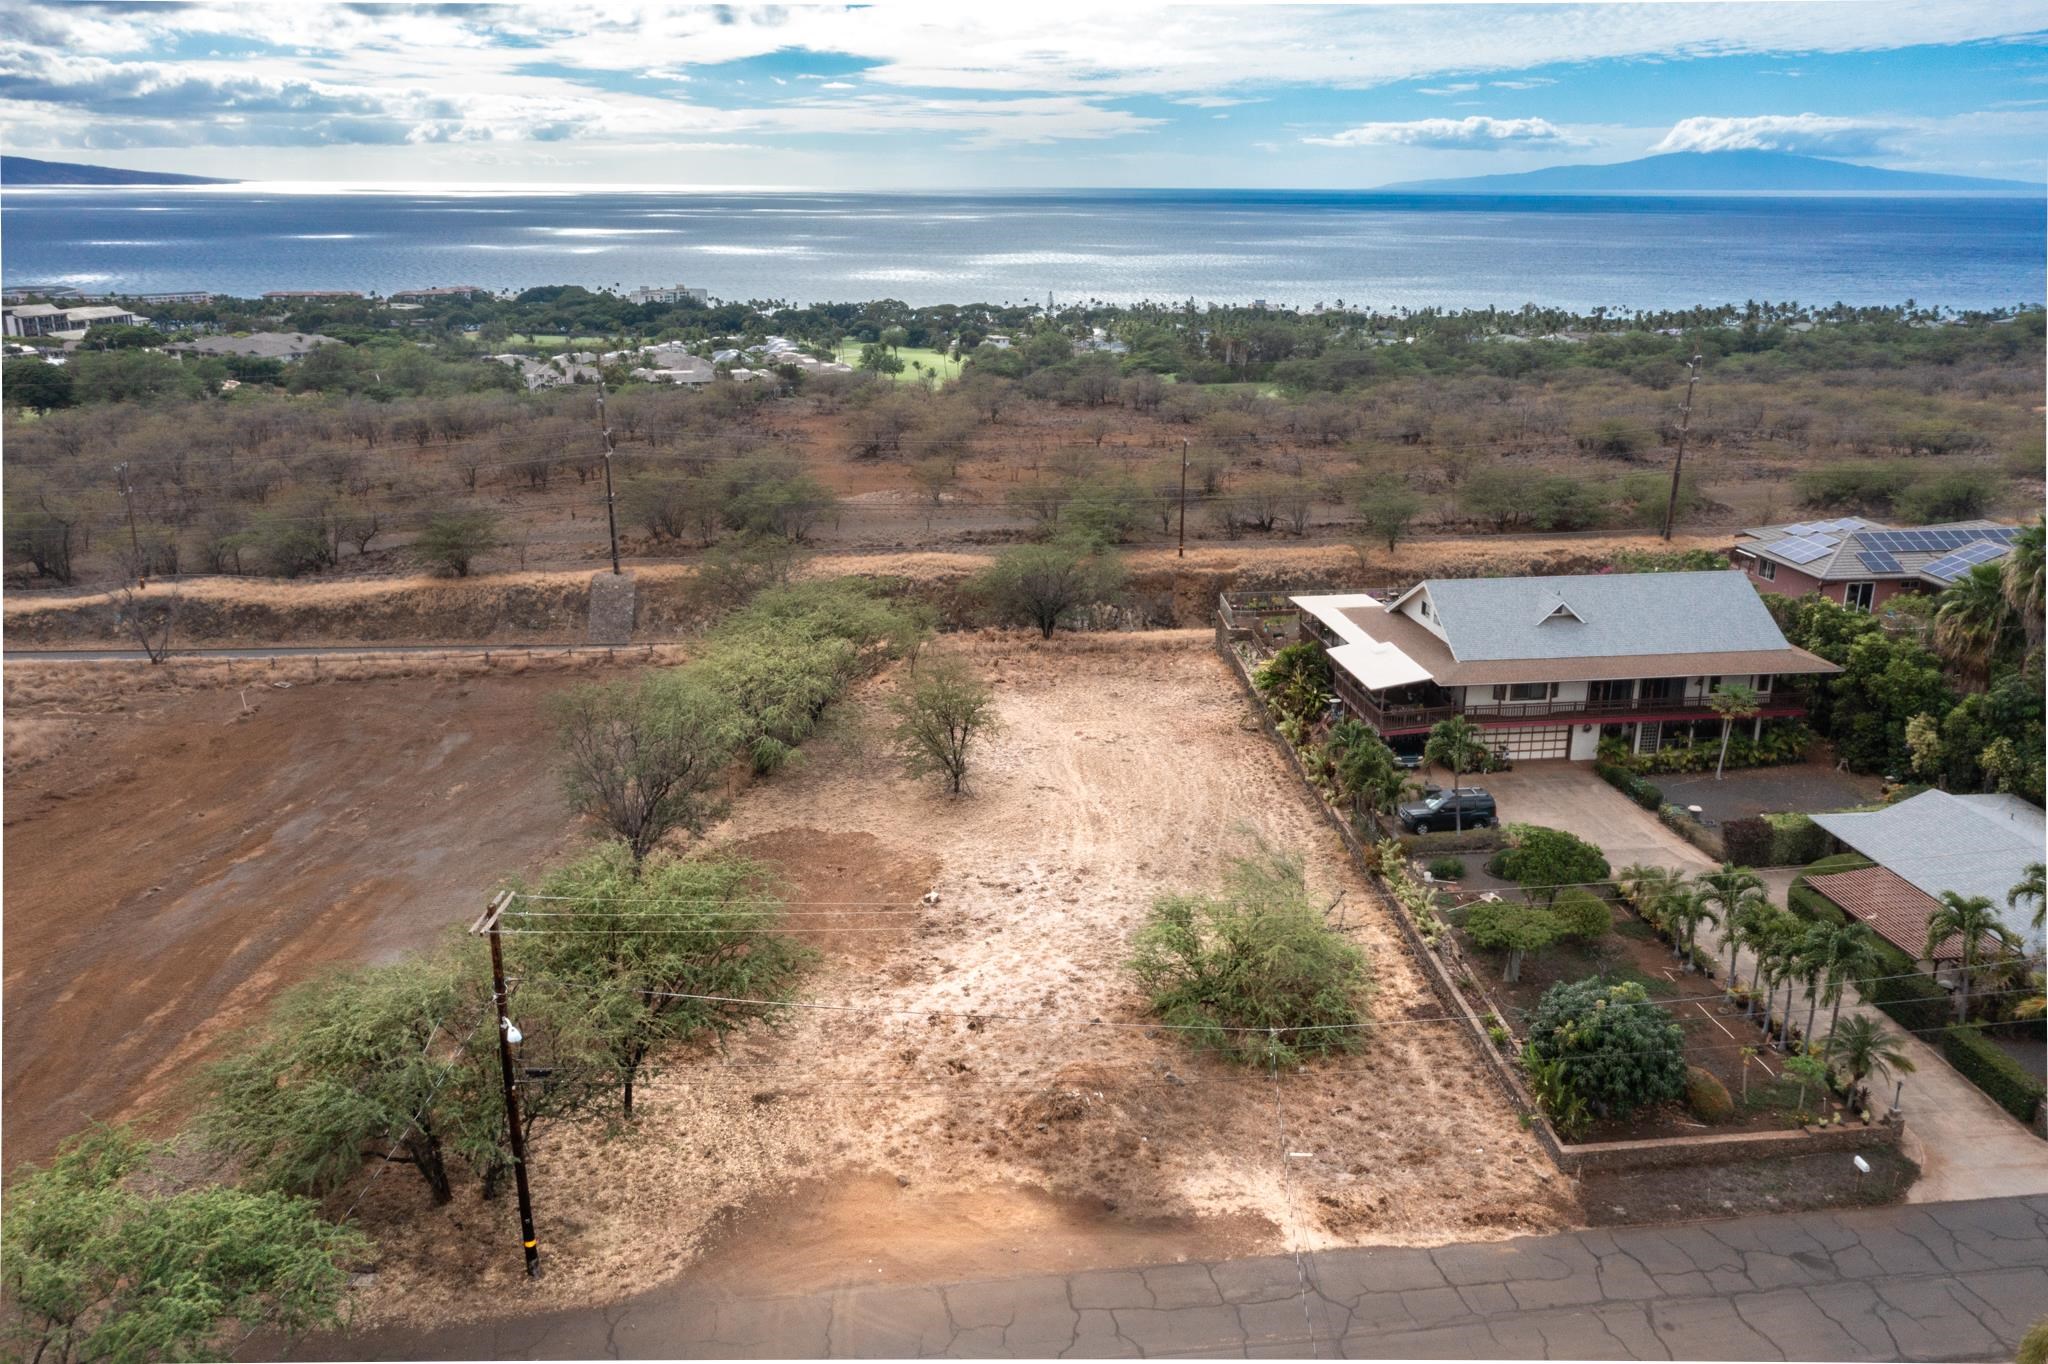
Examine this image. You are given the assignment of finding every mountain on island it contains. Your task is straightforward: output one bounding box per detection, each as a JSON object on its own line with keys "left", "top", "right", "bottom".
{"left": 1, "top": 155, "right": 235, "bottom": 186}
{"left": 1379, "top": 149, "right": 2039, "bottom": 195}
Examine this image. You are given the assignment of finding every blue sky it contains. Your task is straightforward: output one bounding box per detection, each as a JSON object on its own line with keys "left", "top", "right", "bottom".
{"left": 1, "top": 2, "right": 2044, "bottom": 188}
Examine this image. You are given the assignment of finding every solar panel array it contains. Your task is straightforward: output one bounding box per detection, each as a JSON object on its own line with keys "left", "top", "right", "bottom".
{"left": 1920, "top": 540, "right": 2011, "bottom": 583}
{"left": 1781, "top": 517, "right": 1871, "bottom": 536}
{"left": 1856, "top": 550, "right": 1903, "bottom": 574}
{"left": 1859, "top": 526, "right": 2021, "bottom": 554}
{"left": 1773, "top": 535, "right": 1838, "bottom": 565}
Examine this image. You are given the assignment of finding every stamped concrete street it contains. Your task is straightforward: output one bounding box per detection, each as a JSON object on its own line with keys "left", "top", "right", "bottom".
{"left": 285, "top": 1195, "right": 2048, "bottom": 1359}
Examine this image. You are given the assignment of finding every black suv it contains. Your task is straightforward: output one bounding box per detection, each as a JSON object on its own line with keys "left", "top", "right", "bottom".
{"left": 1396, "top": 787, "right": 1497, "bottom": 834}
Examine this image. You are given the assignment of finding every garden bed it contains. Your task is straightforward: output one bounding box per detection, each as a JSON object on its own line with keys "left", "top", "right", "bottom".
{"left": 1446, "top": 897, "right": 1875, "bottom": 1143}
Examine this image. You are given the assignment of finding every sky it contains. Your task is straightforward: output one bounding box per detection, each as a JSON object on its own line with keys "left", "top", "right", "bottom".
{"left": 1, "top": 1, "right": 2045, "bottom": 189}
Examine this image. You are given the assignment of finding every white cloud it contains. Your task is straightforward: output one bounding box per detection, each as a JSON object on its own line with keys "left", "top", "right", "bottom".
{"left": 1170, "top": 95, "right": 1261, "bottom": 108}
{"left": 1305, "top": 116, "right": 1587, "bottom": 150}
{"left": 819, "top": 81, "right": 855, "bottom": 90}
{"left": 1652, "top": 113, "right": 1904, "bottom": 156}
{"left": 1491, "top": 78, "right": 1557, "bottom": 90}
{"left": 1418, "top": 82, "right": 1479, "bottom": 96}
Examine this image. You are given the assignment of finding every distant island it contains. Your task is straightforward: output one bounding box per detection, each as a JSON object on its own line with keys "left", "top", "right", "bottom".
{"left": 1, "top": 155, "right": 234, "bottom": 186}
{"left": 1379, "top": 149, "right": 2040, "bottom": 195}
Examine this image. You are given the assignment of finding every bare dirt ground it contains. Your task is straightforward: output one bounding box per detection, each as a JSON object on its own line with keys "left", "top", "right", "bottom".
{"left": 1, "top": 668, "right": 597, "bottom": 1166}
{"left": 341, "top": 630, "right": 1574, "bottom": 1327}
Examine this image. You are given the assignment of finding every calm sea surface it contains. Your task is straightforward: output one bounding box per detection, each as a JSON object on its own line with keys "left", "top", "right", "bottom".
{"left": 1, "top": 188, "right": 2040, "bottom": 311}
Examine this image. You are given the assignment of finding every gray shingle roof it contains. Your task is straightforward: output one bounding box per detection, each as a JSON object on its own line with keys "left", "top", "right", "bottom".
{"left": 1403, "top": 571, "right": 1798, "bottom": 663}
{"left": 1737, "top": 518, "right": 2017, "bottom": 584}
{"left": 1811, "top": 791, "right": 2045, "bottom": 952}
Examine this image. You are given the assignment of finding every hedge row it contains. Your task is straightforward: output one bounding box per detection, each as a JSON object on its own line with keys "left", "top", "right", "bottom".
{"left": 1396, "top": 825, "right": 1509, "bottom": 856}
{"left": 1657, "top": 803, "right": 1725, "bottom": 860}
{"left": 1941, "top": 1027, "right": 2047, "bottom": 1125}
{"left": 1593, "top": 761, "right": 1664, "bottom": 812}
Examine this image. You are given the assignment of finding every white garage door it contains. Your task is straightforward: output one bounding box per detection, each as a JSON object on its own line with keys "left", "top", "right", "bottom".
{"left": 1491, "top": 725, "right": 1571, "bottom": 761}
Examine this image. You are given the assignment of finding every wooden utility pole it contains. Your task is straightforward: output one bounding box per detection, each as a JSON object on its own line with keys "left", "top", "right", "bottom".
{"left": 1178, "top": 438, "right": 1190, "bottom": 559}
{"left": 114, "top": 461, "right": 142, "bottom": 580}
{"left": 594, "top": 384, "right": 623, "bottom": 575}
{"left": 1660, "top": 353, "right": 1704, "bottom": 542}
{"left": 472, "top": 892, "right": 540, "bottom": 1279}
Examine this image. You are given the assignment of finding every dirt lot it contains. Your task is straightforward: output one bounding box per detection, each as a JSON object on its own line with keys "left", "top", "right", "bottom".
{"left": 335, "top": 630, "right": 1573, "bottom": 1325}
{"left": 1, "top": 667, "right": 598, "bottom": 1167}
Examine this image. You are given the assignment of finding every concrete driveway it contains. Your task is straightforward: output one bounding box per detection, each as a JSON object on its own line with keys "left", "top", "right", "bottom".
{"left": 1469, "top": 762, "right": 1719, "bottom": 876}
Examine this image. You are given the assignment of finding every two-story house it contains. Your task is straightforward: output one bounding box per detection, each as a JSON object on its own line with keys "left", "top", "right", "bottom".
{"left": 1293, "top": 571, "right": 1839, "bottom": 763}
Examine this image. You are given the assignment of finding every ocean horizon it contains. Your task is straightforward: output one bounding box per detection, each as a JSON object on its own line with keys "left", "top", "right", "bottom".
{"left": 3, "top": 186, "right": 2041, "bottom": 312}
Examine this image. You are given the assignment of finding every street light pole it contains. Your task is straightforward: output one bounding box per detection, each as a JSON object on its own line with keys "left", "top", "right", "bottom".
{"left": 473, "top": 892, "right": 540, "bottom": 1279}
{"left": 594, "top": 384, "right": 622, "bottom": 576}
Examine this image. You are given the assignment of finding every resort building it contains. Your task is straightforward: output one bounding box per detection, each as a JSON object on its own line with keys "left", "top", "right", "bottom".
{"left": 166, "top": 331, "right": 339, "bottom": 361}
{"left": 1732, "top": 517, "right": 2024, "bottom": 611}
{"left": 628, "top": 284, "right": 709, "bottom": 305}
{"left": 2, "top": 303, "right": 148, "bottom": 338}
{"left": 1292, "top": 571, "right": 1838, "bottom": 762}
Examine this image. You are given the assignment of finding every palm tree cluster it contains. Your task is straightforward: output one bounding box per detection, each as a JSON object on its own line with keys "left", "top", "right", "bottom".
{"left": 1932, "top": 520, "right": 2045, "bottom": 688}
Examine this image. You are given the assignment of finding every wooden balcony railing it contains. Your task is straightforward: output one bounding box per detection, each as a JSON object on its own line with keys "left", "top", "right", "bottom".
{"left": 1338, "top": 680, "right": 1808, "bottom": 732}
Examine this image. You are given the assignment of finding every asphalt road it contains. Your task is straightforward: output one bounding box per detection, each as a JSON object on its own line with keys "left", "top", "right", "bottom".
{"left": 278, "top": 1195, "right": 2048, "bottom": 1360}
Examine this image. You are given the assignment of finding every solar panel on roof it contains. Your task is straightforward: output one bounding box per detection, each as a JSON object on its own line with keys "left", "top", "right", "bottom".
{"left": 1922, "top": 541, "right": 2010, "bottom": 582}
{"left": 1775, "top": 536, "right": 1836, "bottom": 565}
{"left": 1781, "top": 522, "right": 1817, "bottom": 536}
{"left": 1857, "top": 550, "right": 1903, "bottom": 574}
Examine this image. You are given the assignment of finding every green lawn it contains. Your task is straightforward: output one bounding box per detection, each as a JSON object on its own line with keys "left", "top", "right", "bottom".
{"left": 833, "top": 340, "right": 963, "bottom": 383}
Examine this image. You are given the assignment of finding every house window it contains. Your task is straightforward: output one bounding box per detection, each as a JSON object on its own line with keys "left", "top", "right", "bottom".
{"left": 1844, "top": 581, "right": 1876, "bottom": 612}
{"left": 1419, "top": 599, "right": 1431, "bottom": 618}
{"left": 1508, "top": 682, "right": 1552, "bottom": 701}
{"left": 1755, "top": 674, "right": 1774, "bottom": 693}
{"left": 1755, "top": 558, "right": 1777, "bottom": 581}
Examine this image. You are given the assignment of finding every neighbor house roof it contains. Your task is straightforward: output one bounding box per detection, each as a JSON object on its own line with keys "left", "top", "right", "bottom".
{"left": 1390, "top": 571, "right": 1804, "bottom": 663}
{"left": 169, "top": 332, "right": 338, "bottom": 359}
{"left": 1298, "top": 576, "right": 1837, "bottom": 688}
{"left": 1810, "top": 791, "right": 2046, "bottom": 951}
{"left": 1736, "top": 518, "right": 2022, "bottom": 587}
{"left": 1804, "top": 866, "right": 1986, "bottom": 962}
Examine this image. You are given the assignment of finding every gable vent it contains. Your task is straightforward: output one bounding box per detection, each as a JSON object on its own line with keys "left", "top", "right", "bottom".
{"left": 1539, "top": 600, "right": 1585, "bottom": 625}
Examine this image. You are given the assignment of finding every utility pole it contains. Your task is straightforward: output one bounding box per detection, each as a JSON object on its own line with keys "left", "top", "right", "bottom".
{"left": 1660, "top": 352, "right": 1704, "bottom": 542}
{"left": 593, "top": 383, "right": 623, "bottom": 575}
{"left": 1177, "top": 438, "right": 1189, "bottom": 559}
{"left": 472, "top": 892, "right": 540, "bottom": 1279}
{"left": 114, "top": 462, "right": 142, "bottom": 581}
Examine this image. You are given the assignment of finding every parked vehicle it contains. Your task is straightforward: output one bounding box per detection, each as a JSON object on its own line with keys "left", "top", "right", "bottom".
{"left": 1397, "top": 787, "right": 1497, "bottom": 834}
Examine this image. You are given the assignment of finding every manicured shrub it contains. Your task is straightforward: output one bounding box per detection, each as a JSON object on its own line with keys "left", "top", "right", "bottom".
{"left": 1657, "top": 804, "right": 1725, "bottom": 859}
{"left": 1398, "top": 826, "right": 1508, "bottom": 856}
{"left": 1553, "top": 888, "right": 1612, "bottom": 941}
{"left": 1524, "top": 978, "right": 1687, "bottom": 1121}
{"left": 1684, "top": 1065, "right": 1735, "bottom": 1123}
{"left": 1497, "top": 826, "right": 1611, "bottom": 903}
{"left": 1463, "top": 901, "right": 1561, "bottom": 984}
{"left": 1868, "top": 969, "right": 1952, "bottom": 1035}
{"left": 1427, "top": 857, "right": 1467, "bottom": 882}
{"left": 1763, "top": 812, "right": 1833, "bottom": 867}
{"left": 1720, "top": 817, "right": 1775, "bottom": 868}
{"left": 1594, "top": 759, "right": 1665, "bottom": 811}
{"left": 1941, "top": 1027, "right": 2046, "bottom": 1124}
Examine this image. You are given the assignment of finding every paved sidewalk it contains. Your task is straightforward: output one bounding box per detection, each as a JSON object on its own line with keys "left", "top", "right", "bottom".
{"left": 288, "top": 1196, "right": 2048, "bottom": 1360}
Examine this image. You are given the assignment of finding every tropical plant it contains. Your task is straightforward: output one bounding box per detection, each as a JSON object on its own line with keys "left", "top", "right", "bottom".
{"left": 1325, "top": 719, "right": 1411, "bottom": 823}
{"left": 1924, "top": 891, "right": 2023, "bottom": 1023}
{"left": 1255, "top": 641, "right": 1334, "bottom": 724}
{"left": 1522, "top": 977, "right": 1687, "bottom": 1121}
{"left": 2011, "top": 860, "right": 2046, "bottom": 934}
{"left": 1706, "top": 683, "right": 1762, "bottom": 780}
{"left": 1825, "top": 1013, "right": 1915, "bottom": 1089}
{"left": 1659, "top": 884, "right": 1715, "bottom": 970}
{"left": 1696, "top": 864, "right": 1769, "bottom": 983}
{"left": 1461, "top": 901, "right": 1561, "bottom": 984}
{"left": 1804, "top": 919, "right": 1888, "bottom": 1054}
{"left": 2002, "top": 520, "right": 2044, "bottom": 654}
{"left": 1422, "top": 716, "right": 1489, "bottom": 832}
{"left": 1784, "top": 1051, "right": 1831, "bottom": 1116}
{"left": 1933, "top": 562, "right": 2012, "bottom": 690}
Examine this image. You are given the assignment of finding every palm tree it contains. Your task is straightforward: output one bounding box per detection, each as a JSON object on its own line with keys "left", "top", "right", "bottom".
{"left": 1744, "top": 907, "right": 1793, "bottom": 1021}
{"left": 1615, "top": 863, "right": 1663, "bottom": 908}
{"left": 1422, "top": 715, "right": 1489, "bottom": 833}
{"left": 2001, "top": 521, "right": 2044, "bottom": 654}
{"left": 1933, "top": 563, "right": 2012, "bottom": 691}
{"left": 1696, "top": 864, "right": 1768, "bottom": 983}
{"left": 1924, "top": 891, "right": 2023, "bottom": 1024}
{"left": 2010, "top": 861, "right": 2046, "bottom": 936}
{"left": 1807, "top": 920, "right": 1886, "bottom": 1054}
{"left": 1824, "top": 1014, "right": 1916, "bottom": 1101}
{"left": 1662, "top": 886, "right": 1716, "bottom": 972}
{"left": 1760, "top": 917, "right": 1806, "bottom": 1046}
{"left": 1706, "top": 683, "right": 1761, "bottom": 779}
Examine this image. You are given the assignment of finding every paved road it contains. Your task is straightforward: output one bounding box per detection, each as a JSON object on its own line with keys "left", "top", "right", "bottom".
{"left": 284, "top": 1196, "right": 2048, "bottom": 1360}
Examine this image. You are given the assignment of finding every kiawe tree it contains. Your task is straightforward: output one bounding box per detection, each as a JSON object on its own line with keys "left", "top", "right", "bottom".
{"left": 552, "top": 672, "right": 742, "bottom": 867}
{"left": 891, "top": 655, "right": 1000, "bottom": 795}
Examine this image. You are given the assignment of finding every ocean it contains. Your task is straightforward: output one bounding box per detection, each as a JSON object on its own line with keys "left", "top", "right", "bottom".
{"left": 1, "top": 187, "right": 2041, "bottom": 311}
